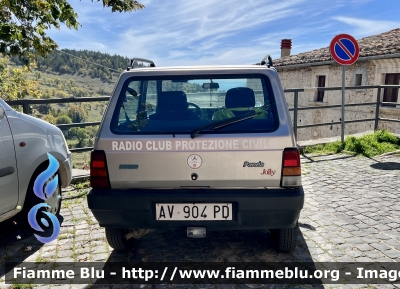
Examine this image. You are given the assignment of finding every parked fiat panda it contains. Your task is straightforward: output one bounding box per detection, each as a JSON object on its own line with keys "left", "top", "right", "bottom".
{"left": 88, "top": 58, "right": 304, "bottom": 252}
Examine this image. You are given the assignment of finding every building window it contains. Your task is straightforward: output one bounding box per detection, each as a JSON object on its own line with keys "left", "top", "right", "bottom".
{"left": 383, "top": 73, "right": 400, "bottom": 107}
{"left": 317, "top": 75, "right": 326, "bottom": 102}
{"left": 355, "top": 74, "right": 362, "bottom": 86}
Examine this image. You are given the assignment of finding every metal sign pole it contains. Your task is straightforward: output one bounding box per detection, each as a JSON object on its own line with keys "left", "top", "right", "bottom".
{"left": 341, "top": 65, "right": 345, "bottom": 142}
{"left": 330, "top": 34, "right": 359, "bottom": 142}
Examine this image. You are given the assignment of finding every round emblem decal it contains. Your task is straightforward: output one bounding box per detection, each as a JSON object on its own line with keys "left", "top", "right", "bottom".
{"left": 187, "top": 154, "right": 202, "bottom": 169}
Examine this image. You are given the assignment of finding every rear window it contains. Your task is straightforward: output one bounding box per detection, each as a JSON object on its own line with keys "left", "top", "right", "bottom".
{"left": 110, "top": 75, "right": 277, "bottom": 135}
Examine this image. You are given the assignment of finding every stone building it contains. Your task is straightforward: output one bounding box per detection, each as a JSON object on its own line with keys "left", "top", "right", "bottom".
{"left": 273, "top": 28, "right": 400, "bottom": 141}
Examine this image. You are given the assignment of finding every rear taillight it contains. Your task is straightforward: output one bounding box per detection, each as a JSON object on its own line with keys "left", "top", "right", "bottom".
{"left": 281, "top": 148, "right": 301, "bottom": 187}
{"left": 90, "top": 150, "right": 110, "bottom": 189}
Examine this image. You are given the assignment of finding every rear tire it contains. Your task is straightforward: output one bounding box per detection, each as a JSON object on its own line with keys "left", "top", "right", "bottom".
{"left": 271, "top": 221, "right": 299, "bottom": 252}
{"left": 105, "top": 228, "right": 130, "bottom": 251}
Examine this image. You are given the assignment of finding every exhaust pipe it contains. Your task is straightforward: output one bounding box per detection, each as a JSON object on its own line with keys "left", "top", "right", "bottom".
{"left": 124, "top": 229, "right": 153, "bottom": 240}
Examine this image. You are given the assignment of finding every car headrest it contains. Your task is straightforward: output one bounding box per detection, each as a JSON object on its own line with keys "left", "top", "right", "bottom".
{"left": 157, "top": 91, "right": 188, "bottom": 112}
{"left": 225, "top": 87, "right": 255, "bottom": 108}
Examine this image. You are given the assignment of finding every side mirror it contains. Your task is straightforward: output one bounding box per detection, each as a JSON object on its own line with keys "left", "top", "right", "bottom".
{"left": 0, "top": 105, "right": 5, "bottom": 120}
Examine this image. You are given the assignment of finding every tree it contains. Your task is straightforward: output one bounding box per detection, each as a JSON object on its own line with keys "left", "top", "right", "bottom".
{"left": 0, "top": 0, "right": 145, "bottom": 63}
{"left": 56, "top": 115, "right": 72, "bottom": 124}
{"left": 36, "top": 103, "right": 51, "bottom": 114}
{"left": 75, "top": 128, "right": 89, "bottom": 147}
{"left": 0, "top": 58, "right": 42, "bottom": 101}
{"left": 67, "top": 104, "right": 87, "bottom": 123}
{"left": 42, "top": 114, "right": 57, "bottom": 124}
{"left": 69, "top": 127, "right": 89, "bottom": 147}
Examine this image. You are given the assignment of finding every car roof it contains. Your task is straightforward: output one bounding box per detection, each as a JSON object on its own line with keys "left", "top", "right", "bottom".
{"left": 122, "top": 65, "right": 273, "bottom": 74}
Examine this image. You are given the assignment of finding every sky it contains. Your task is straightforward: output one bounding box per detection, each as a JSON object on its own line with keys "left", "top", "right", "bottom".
{"left": 48, "top": 0, "right": 400, "bottom": 67}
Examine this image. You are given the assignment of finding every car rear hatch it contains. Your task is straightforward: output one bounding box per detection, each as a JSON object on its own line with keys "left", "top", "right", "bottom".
{"left": 92, "top": 72, "right": 300, "bottom": 190}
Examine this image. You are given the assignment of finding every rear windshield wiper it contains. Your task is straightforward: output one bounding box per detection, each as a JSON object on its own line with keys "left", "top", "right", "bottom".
{"left": 190, "top": 111, "right": 261, "bottom": 139}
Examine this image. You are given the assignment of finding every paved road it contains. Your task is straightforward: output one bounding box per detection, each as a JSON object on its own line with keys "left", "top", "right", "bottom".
{"left": 1, "top": 152, "right": 400, "bottom": 288}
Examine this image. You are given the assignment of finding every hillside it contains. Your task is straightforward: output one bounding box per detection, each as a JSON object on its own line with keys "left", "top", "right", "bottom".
{"left": 6, "top": 50, "right": 137, "bottom": 168}
{"left": 7, "top": 49, "right": 133, "bottom": 104}
{"left": 10, "top": 49, "right": 130, "bottom": 81}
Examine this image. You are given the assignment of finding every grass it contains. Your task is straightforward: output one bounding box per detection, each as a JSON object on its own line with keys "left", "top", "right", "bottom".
{"left": 62, "top": 200, "right": 72, "bottom": 209}
{"left": 71, "top": 151, "right": 91, "bottom": 169}
{"left": 58, "top": 235, "right": 68, "bottom": 240}
{"left": 11, "top": 283, "right": 34, "bottom": 289}
{"left": 35, "top": 256, "right": 50, "bottom": 263}
{"left": 301, "top": 130, "right": 400, "bottom": 157}
{"left": 71, "top": 217, "right": 80, "bottom": 224}
{"left": 76, "top": 180, "right": 91, "bottom": 190}
{"left": 71, "top": 251, "right": 79, "bottom": 261}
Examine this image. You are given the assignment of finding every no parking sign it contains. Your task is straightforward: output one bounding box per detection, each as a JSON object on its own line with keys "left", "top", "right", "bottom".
{"left": 330, "top": 34, "right": 359, "bottom": 65}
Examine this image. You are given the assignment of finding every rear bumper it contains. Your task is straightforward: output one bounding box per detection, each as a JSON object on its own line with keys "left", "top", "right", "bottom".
{"left": 87, "top": 187, "right": 304, "bottom": 230}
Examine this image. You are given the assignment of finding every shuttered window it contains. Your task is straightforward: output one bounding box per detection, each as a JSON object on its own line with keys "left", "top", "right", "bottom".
{"left": 317, "top": 75, "right": 326, "bottom": 102}
{"left": 355, "top": 74, "right": 362, "bottom": 86}
{"left": 383, "top": 74, "right": 400, "bottom": 107}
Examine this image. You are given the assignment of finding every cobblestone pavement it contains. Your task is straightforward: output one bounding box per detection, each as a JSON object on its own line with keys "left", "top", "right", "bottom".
{"left": 1, "top": 153, "right": 400, "bottom": 289}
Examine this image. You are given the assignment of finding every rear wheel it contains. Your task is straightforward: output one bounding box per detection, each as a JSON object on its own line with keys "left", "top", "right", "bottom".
{"left": 270, "top": 221, "right": 299, "bottom": 252}
{"left": 105, "top": 228, "right": 130, "bottom": 251}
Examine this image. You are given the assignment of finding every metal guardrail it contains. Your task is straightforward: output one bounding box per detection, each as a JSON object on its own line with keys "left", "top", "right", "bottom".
{"left": 7, "top": 96, "right": 110, "bottom": 153}
{"left": 7, "top": 96, "right": 111, "bottom": 114}
{"left": 6, "top": 85, "right": 400, "bottom": 153}
{"left": 285, "top": 85, "right": 400, "bottom": 140}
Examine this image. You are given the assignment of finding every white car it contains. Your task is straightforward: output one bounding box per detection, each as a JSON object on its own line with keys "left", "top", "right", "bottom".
{"left": 0, "top": 98, "right": 72, "bottom": 222}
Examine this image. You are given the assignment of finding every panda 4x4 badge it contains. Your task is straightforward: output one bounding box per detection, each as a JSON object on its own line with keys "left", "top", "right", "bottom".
{"left": 187, "top": 154, "right": 202, "bottom": 169}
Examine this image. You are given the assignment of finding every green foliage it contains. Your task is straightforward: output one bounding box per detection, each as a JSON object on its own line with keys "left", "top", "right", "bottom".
{"left": 323, "top": 141, "right": 345, "bottom": 153}
{"left": 346, "top": 132, "right": 399, "bottom": 157}
{"left": 85, "top": 126, "right": 99, "bottom": 138}
{"left": 42, "top": 114, "right": 57, "bottom": 124}
{"left": 36, "top": 103, "right": 51, "bottom": 114}
{"left": 70, "top": 86, "right": 90, "bottom": 98}
{"left": 75, "top": 181, "right": 90, "bottom": 190}
{"left": 301, "top": 130, "right": 400, "bottom": 157}
{"left": 31, "top": 49, "right": 130, "bottom": 80}
{"left": 59, "top": 64, "right": 73, "bottom": 74}
{"left": 56, "top": 115, "right": 72, "bottom": 124}
{"left": 69, "top": 127, "right": 89, "bottom": 147}
{"left": 54, "top": 90, "right": 69, "bottom": 98}
{"left": 0, "top": 0, "right": 144, "bottom": 63}
{"left": 67, "top": 104, "right": 87, "bottom": 123}
{"left": 374, "top": 129, "right": 399, "bottom": 144}
{"left": 0, "top": 58, "right": 42, "bottom": 101}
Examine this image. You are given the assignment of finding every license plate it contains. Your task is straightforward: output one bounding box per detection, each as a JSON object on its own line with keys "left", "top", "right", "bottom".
{"left": 156, "top": 203, "right": 232, "bottom": 221}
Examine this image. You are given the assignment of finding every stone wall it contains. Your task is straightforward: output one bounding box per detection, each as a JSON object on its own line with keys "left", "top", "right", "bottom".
{"left": 277, "top": 58, "right": 400, "bottom": 141}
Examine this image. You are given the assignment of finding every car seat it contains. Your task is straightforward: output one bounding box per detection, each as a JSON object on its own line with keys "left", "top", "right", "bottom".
{"left": 212, "top": 87, "right": 267, "bottom": 120}
{"left": 149, "top": 91, "right": 194, "bottom": 121}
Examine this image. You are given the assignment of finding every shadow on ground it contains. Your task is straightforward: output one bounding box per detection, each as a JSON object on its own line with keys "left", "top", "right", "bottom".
{"left": 0, "top": 212, "right": 64, "bottom": 280}
{"left": 301, "top": 153, "right": 356, "bottom": 164}
{"left": 85, "top": 227, "right": 321, "bottom": 288}
{"left": 370, "top": 161, "right": 400, "bottom": 170}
